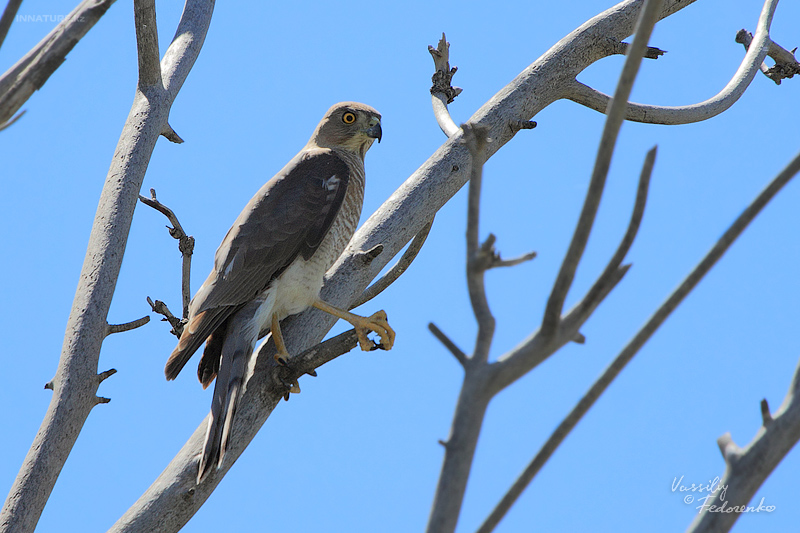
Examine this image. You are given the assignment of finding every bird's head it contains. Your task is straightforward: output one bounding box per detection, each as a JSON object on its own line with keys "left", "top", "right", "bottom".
{"left": 309, "top": 102, "right": 382, "bottom": 159}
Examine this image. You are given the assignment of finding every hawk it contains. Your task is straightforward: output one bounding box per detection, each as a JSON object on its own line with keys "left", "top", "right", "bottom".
{"left": 164, "top": 102, "right": 395, "bottom": 483}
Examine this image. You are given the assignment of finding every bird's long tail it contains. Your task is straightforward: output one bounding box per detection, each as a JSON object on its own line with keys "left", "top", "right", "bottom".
{"left": 197, "top": 307, "right": 259, "bottom": 484}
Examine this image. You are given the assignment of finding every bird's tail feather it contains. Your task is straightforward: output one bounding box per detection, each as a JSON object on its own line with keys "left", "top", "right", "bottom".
{"left": 197, "top": 318, "right": 255, "bottom": 484}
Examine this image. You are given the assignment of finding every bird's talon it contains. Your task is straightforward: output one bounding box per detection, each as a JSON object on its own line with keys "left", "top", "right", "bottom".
{"left": 274, "top": 353, "right": 290, "bottom": 367}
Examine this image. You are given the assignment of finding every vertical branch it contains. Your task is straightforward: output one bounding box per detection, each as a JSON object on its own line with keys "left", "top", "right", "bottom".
{"left": 134, "top": 0, "right": 162, "bottom": 89}
{"left": 0, "top": 2, "right": 215, "bottom": 531}
{"left": 541, "top": 0, "right": 664, "bottom": 336}
{"left": 463, "top": 124, "right": 495, "bottom": 363}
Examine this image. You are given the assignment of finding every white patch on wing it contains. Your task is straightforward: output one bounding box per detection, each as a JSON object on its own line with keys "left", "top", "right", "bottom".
{"left": 323, "top": 174, "right": 340, "bottom": 192}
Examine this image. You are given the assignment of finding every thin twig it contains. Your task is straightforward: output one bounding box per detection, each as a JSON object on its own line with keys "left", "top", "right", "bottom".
{"left": 139, "top": 188, "right": 194, "bottom": 318}
{"left": 147, "top": 296, "right": 185, "bottom": 338}
{"left": 429, "top": 33, "right": 461, "bottom": 138}
{"left": 541, "top": 0, "right": 663, "bottom": 337}
{"left": 428, "top": 322, "right": 468, "bottom": 367}
{"left": 351, "top": 218, "right": 433, "bottom": 309}
{"left": 106, "top": 316, "right": 150, "bottom": 336}
{"left": 478, "top": 148, "right": 800, "bottom": 533}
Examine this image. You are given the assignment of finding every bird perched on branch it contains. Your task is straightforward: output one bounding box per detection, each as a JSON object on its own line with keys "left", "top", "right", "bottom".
{"left": 164, "top": 102, "right": 395, "bottom": 484}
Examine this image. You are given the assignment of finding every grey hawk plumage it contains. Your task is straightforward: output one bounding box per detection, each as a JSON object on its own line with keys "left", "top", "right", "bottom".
{"left": 164, "top": 102, "right": 394, "bottom": 483}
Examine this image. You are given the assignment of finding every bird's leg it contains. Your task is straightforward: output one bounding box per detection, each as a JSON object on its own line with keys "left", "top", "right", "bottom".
{"left": 312, "top": 300, "right": 395, "bottom": 351}
{"left": 271, "top": 313, "right": 300, "bottom": 394}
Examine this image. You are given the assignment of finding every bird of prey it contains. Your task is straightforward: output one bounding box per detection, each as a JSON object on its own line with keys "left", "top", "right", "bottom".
{"left": 164, "top": 102, "right": 395, "bottom": 484}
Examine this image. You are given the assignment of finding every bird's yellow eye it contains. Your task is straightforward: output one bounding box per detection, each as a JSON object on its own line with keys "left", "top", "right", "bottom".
{"left": 342, "top": 112, "right": 357, "bottom": 124}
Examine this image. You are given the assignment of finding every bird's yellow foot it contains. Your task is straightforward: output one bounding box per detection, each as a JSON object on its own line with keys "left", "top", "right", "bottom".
{"left": 273, "top": 351, "right": 301, "bottom": 394}
{"left": 353, "top": 310, "right": 395, "bottom": 352}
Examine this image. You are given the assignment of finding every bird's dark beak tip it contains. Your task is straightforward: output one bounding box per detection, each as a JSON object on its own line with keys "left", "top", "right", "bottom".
{"left": 367, "top": 123, "right": 382, "bottom": 143}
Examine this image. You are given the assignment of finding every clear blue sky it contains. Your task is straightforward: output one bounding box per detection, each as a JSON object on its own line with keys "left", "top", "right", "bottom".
{"left": 2, "top": 1, "right": 799, "bottom": 532}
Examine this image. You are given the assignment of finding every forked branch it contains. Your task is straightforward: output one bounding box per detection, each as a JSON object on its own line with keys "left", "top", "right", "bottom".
{"left": 565, "top": 0, "right": 781, "bottom": 124}
{"left": 479, "top": 149, "right": 800, "bottom": 533}
{"left": 139, "top": 188, "right": 195, "bottom": 318}
{"left": 542, "top": 0, "right": 663, "bottom": 336}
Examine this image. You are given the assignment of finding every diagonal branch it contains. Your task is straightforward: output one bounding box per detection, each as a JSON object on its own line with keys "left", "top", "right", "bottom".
{"left": 541, "top": 0, "right": 663, "bottom": 337}
{"left": 0, "top": 0, "right": 117, "bottom": 127}
{"left": 351, "top": 217, "right": 433, "bottom": 310}
{"left": 428, "top": 322, "right": 468, "bottom": 368}
{"left": 564, "top": 0, "right": 780, "bottom": 125}
{"left": 0, "top": 0, "right": 23, "bottom": 52}
{"left": 562, "top": 146, "right": 656, "bottom": 330}
{"left": 477, "top": 149, "right": 800, "bottom": 533}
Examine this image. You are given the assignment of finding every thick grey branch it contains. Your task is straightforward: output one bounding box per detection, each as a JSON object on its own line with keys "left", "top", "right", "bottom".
{"left": 542, "top": 0, "right": 662, "bottom": 336}
{"left": 134, "top": 0, "right": 162, "bottom": 88}
{"left": 481, "top": 149, "right": 800, "bottom": 533}
{"left": 565, "top": 0, "right": 779, "bottom": 125}
{"left": 0, "top": 0, "right": 117, "bottom": 126}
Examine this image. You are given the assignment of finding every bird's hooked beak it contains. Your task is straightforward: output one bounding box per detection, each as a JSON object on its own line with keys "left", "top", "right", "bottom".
{"left": 365, "top": 117, "right": 382, "bottom": 143}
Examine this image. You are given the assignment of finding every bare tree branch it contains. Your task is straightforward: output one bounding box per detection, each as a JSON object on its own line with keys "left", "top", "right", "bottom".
{"left": 429, "top": 33, "right": 461, "bottom": 138}
{"left": 350, "top": 217, "right": 433, "bottom": 310}
{"left": 0, "top": 0, "right": 117, "bottom": 127}
{"left": 139, "top": 189, "right": 195, "bottom": 318}
{"left": 115, "top": 1, "right": 747, "bottom": 528}
{"left": 542, "top": 0, "right": 663, "bottom": 337}
{"left": 134, "top": 0, "right": 161, "bottom": 89}
{"left": 478, "top": 149, "right": 800, "bottom": 533}
{"left": 428, "top": 322, "right": 468, "bottom": 368}
{"left": 0, "top": 0, "right": 23, "bottom": 52}
{"left": 146, "top": 297, "right": 185, "bottom": 338}
{"left": 563, "top": 146, "right": 655, "bottom": 327}
{"left": 0, "top": 1, "right": 214, "bottom": 530}
{"left": 463, "top": 123, "right": 495, "bottom": 364}
{"left": 736, "top": 29, "right": 800, "bottom": 84}
{"left": 106, "top": 316, "right": 151, "bottom": 335}
{"left": 564, "top": 0, "right": 781, "bottom": 124}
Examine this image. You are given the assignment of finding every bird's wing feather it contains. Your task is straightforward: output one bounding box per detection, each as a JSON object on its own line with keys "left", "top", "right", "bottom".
{"left": 164, "top": 149, "right": 350, "bottom": 381}
{"left": 193, "top": 149, "right": 351, "bottom": 313}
